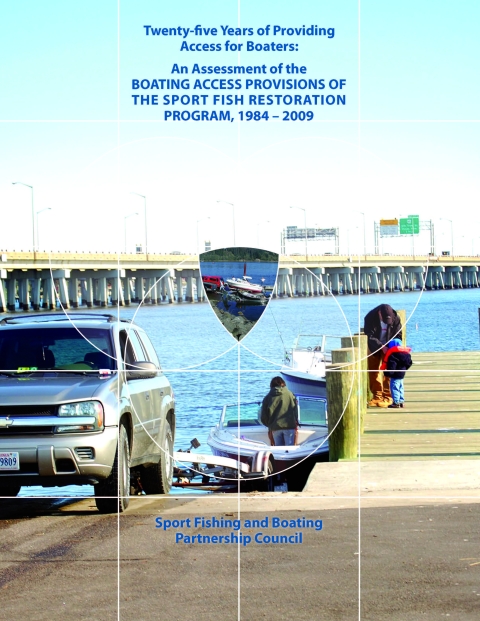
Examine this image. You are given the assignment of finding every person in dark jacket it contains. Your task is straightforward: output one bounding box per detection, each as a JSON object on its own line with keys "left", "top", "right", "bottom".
{"left": 260, "top": 376, "right": 298, "bottom": 446}
{"left": 380, "top": 338, "right": 412, "bottom": 408}
{"left": 363, "top": 304, "right": 403, "bottom": 407}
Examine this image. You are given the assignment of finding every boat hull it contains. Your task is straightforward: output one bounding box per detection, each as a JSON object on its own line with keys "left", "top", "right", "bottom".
{"left": 280, "top": 369, "right": 327, "bottom": 398}
{"left": 207, "top": 431, "right": 328, "bottom": 474}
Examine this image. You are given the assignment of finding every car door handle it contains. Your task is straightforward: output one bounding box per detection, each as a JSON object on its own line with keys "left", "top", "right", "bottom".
{"left": 145, "top": 393, "right": 150, "bottom": 401}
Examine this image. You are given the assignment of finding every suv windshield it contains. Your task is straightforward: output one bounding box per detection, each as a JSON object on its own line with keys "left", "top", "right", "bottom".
{"left": 0, "top": 327, "right": 115, "bottom": 372}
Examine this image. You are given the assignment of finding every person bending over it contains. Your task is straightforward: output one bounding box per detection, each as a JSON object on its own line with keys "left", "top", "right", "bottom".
{"left": 363, "top": 303, "right": 403, "bottom": 407}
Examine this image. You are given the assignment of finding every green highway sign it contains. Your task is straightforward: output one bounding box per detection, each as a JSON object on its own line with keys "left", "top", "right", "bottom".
{"left": 399, "top": 216, "right": 420, "bottom": 235}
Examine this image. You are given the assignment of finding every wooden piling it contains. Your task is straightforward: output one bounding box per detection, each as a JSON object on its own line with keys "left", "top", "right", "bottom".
{"left": 326, "top": 348, "right": 358, "bottom": 461}
{"left": 397, "top": 309, "right": 406, "bottom": 346}
{"left": 341, "top": 334, "right": 367, "bottom": 434}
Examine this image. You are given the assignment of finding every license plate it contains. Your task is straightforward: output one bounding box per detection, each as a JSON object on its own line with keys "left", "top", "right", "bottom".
{"left": 0, "top": 452, "right": 20, "bottom": 470}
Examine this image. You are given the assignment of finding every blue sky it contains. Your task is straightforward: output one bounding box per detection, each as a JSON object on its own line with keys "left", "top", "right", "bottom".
{"left": 1, "top": 1, "right": 479, "bottom": 255}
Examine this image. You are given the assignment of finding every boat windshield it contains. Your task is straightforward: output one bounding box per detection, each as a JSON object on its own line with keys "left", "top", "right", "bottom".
{"left": 221, "top": 396, "right": 327, "bottom": 428}
{"left": 298, "top": 396, "right": 327, "bottom": 426}
{"left": 222, "top": 402, "right": 262, "bottom": 428}
{"left": 293, "top": 335, "right": 343, "bottom": 352}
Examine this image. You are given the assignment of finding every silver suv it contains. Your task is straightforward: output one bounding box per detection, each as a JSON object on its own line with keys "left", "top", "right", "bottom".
{"left": 0, "top": 313, "right": 175, "bottom": 513}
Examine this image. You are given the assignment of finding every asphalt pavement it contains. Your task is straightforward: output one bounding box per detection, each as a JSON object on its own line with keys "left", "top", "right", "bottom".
{"left": 1, "top": 460, "right": 480, "bottom": 621}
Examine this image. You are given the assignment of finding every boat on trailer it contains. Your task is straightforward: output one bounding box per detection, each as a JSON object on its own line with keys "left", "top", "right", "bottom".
{"left": 225, "top": 262, "right": 265, "bottom": 294}
{"left": 207, "top": 395, "right": 328, "bottom": 474}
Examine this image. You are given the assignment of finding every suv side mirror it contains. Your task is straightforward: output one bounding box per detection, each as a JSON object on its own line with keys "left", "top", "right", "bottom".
{"left": 125, "top": 361, "right": 158, "bottom": 380}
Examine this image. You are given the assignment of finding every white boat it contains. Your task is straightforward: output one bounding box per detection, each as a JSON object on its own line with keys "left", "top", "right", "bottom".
{"left": 280, "top": 334, "right": 343, "bottom": 398}
{"left": 207, "top": 395, "right": 329, "bottom": 474}
{"left": 225, "top": 262, "right": 265, "bottom": 294}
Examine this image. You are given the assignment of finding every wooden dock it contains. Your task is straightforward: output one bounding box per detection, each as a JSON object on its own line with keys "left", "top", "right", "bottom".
{"left": 361, "top": 351, "right": 480, "bottom": 460}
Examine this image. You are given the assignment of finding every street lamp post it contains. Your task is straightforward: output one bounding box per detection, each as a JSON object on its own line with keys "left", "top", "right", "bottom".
{"left": 12, "top": 182, "right": 35, "bottom": 251}
{"left": 196, "top": 217, "right": 210, "bottom": 254}
{"left": 36, "top": 208, "right": 52, "bottom": 251}
{"left": 217, "top": 201, "right": 235, "bottom": 246}
{"left": 290, "top": 206, "right": 308, "bottom": 258}
{"left": 131, "top": 192, "right": 148, "bottom": 256}
{"left": 124, "top": 212, "right": 139, "bottom": 253}
{"left": 440, "top": 218, "right": 454, "bottom": 256}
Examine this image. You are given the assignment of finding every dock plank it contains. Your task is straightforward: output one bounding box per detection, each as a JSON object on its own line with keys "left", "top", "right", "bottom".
{"left": 360, "top": 350, "right": 480, "bottom": 461}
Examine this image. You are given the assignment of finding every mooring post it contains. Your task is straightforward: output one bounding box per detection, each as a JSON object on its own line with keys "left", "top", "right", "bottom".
{"left": 341, "top": 334, "right": 367, "bottom": 434}
{"left": 397, "top": 309, "right": 406, "bottom": 346}
{"left": 326, "top": 347, "right": 358, "bottom": 461}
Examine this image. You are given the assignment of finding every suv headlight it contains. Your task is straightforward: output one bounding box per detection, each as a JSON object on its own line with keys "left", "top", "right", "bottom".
{"left": 55, "top": 401, "right": 104, "bottom": 433}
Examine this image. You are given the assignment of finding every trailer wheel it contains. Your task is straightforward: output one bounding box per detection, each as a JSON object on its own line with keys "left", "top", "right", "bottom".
{"left": 265, "top": 458, "right": 275, "bottom": 492}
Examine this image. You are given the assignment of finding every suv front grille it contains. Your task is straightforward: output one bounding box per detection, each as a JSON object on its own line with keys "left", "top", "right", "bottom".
{"left": 0, "top": 405, "right": 56, "bottom": 417}
{"left": 0, "top": 426, "right": 55, "bottom": 436}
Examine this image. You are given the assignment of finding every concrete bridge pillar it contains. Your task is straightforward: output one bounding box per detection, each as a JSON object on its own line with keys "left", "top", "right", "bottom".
{"left": 293, "top": 272, "right": 303, "bottom": 296}
{"left": 146, "top": 278, "right": 156, "bottom": 304}
{"left": 462, "top": 266, "right": 478, "bottom": 287}
{"left": 351, "top": 272, "right": 359, "bottom": 294}
{"left": 160, "top": 277, "right": 167, "bottom": 301}
{"left": 18, "top": 279, "right": 31, "bottom": 311}
{"left": 311, "top": 268, "right": 325, "bottom": 296}
{"left": 277, "top": 268, "right": 293, "bottom": 297}
{"left": 111, "top": 276, "right": 125, "bottom": 306}
{"left": 97, "top": 277, "right": 107, "bottom": 307}
{"left": 381, "top": 266, "right": 404, "bottom": 292}
{"left": 370, "top": 272, "right": 380, "bottom": 293}
{"left": 360, "top": 272, "right": 368, "bottom": 293}
{"left": 445, "top": 266, "right": 463, "bottom": 289}
{"left": 330, "top": 273, "right": 340, "bottom": 295}
{"left": 68, "top": 277, "right": 79, "bottom": 308}
{"left": 306, "top": 272, "right": 314, "bottom": 296}
{"left": 175, "top": 274, "right": 183, "bottom": 302}
{"left": 42, "top": 278, "right": 55, "bottom": 310}
{"left": 276, "top": 273, "right": 285, "bottom": 297}
{"left": 154, "top": 278, "right": 163, "bottom": 304}
{"left": 122, "top": 277, "right": 131, "bottom": 305}
{"left": 83, "top": 278, "right": 93, "bottom": 307}
{"left": 403, "top": 266, "right": 425, "bottom": 291}
{"left": 343, "top": 272, "right": 353, "bottom": 294}
{"left": 196, "top": 275, "right": 205, "bottom": 301}
{"left": 186, "top": 276, "right": 195, "bottom": 302}
{"left": 32, "top": 278, "right": 42, "bottom": 311}
{"left": 166, "top": 274, "right": 175, "bottom": 303}
{"left": 141, "top": 278, "right": 151, "bottom": 304}
{"left": 110, "top": 278, "right": 119, "bottom": 306}
{"left": 131, "top": 277, "right": 139, "bottom": 303}
{"left": 426, "top": 266, "right": 445, "bottom": 290}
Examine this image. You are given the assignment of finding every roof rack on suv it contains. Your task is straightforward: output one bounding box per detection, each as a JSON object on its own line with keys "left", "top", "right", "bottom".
{"left": 0, "top": 313, "right": 117, "bottom": 325}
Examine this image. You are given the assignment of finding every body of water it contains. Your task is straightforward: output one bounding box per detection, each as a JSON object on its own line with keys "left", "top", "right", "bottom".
{"left": 10, "top": 287, "right": 479, "bottom": 497}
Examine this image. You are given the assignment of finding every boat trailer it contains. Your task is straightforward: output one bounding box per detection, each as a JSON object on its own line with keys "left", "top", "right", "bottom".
{"left": 172, "top": 440, "right": 275, "bottom": 491}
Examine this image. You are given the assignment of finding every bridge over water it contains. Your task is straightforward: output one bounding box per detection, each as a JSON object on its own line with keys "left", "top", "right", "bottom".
{"left": 1, "top": 251, "right": 479, "bottom": 312}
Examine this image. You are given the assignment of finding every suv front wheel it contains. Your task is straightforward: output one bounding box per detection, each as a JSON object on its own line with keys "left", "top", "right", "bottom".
{"left": 94, "top": 423, "right": 130, "bottom": 513}
{"left": 141, "top": 420, "right": 173, "bottom": 495}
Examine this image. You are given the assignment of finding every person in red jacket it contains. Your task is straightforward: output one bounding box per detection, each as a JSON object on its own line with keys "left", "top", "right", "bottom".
{"left": 380, "top": 338, "right": 412, "bottom": 408}
{"left": 364, "top": 304, "right": 403, "bottom": 407}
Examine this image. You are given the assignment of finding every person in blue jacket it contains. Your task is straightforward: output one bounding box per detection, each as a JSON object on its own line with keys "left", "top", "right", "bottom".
{"left": 380, "top": 338, "right": 412, "bottom": 408}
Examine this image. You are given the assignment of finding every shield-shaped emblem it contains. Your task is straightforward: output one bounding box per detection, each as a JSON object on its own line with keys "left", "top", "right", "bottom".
{"left": 199, "top": 247, "right": 279, "bottom": 341}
